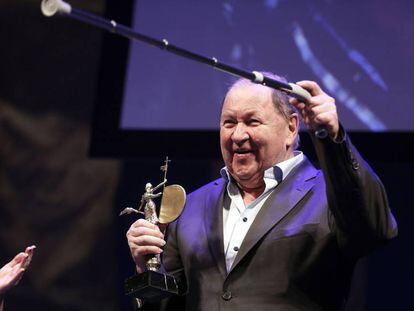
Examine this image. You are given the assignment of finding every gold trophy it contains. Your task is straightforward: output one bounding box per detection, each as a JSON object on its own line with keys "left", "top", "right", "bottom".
{"left": 119, "top": 157, "right": 186, "bottom": 302}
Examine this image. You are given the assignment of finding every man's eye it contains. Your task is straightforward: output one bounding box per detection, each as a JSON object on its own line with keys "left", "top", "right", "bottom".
{"left": 248, "top": 119, "right": 261, "bottom": 126}
{"left": 222, "top": 120, "right": 236, "bottom": 128}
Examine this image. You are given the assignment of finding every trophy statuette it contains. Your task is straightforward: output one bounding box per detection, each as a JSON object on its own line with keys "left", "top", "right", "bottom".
{"left": 119, "top": 157, "right": 186, "bottom": 302}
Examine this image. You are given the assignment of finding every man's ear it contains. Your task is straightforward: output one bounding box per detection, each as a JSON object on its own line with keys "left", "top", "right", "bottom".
{"left": 287, "top": 113, "right": 299, "bottom": 148}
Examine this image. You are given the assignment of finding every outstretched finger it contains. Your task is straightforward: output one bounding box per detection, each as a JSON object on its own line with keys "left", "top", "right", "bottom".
{"left": 22, "top": 245, "right": 36, "bottom": 269}
{"left": 8, "top": 253, "right": 28, "bottom": 268}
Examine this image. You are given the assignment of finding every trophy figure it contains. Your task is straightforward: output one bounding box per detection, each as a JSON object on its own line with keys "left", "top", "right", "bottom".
{"left": 120, "top": 157, "right": 186, "bottom": 302}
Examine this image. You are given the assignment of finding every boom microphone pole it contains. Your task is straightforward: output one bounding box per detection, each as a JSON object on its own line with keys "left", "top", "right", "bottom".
{"left": 40, "top": 0, "right": 328, "bottom": 138}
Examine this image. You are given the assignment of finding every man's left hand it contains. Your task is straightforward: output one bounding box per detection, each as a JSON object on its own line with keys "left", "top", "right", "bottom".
{"left": 289, "top": 80, "right": 340, "bottom": 140}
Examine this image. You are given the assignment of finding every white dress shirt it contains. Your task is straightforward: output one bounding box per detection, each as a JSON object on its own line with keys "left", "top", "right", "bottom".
{"left": 220, "top": 151, "right": 304, "bottom": 272}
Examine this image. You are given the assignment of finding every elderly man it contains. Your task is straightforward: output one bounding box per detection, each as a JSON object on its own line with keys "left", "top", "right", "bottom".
{"left": 127, "top": 76, "right": 397, "bottom": 310}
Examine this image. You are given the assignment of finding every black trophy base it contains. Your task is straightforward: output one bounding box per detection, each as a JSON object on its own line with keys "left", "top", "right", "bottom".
{"left": 125, "top": 270, "right": 179, "bottom": 301}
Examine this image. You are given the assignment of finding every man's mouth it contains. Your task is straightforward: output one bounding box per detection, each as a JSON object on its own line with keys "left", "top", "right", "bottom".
{"left": 234, "top": 149, "right": 253, "bottom": 155}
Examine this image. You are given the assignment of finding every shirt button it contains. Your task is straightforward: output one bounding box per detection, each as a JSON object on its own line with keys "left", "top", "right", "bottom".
{"left": 222, "top": 290, "right": 232, "bottom": 300}
{"left": 242, "top": 217, "right": 248, "bottom": 222}
{"left": 233, "top": 246, "right": 239, "bottom": 251}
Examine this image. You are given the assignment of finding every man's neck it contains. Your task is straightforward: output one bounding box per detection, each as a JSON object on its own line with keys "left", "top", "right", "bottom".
{"left": 237, "top": 182, "right": 265, "bottom": 206}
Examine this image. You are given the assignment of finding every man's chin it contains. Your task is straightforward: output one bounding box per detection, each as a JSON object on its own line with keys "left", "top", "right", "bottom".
{"left": 232, "top": 169, "right": 256, "bottom": 183}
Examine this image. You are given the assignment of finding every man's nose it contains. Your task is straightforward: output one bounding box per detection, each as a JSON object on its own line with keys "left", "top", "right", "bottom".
{"left": 232, "top": 123, "right": 249, "bottom": 144}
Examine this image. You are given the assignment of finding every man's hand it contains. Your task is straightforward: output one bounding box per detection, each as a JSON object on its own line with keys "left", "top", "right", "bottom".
{"left": 126, "top": 219, "right": 166, "bottom": 273}
{"left": 0, "top": 245, "right": 35, "bottom": 297}
{"left": 289, "top": 81, "right": 340, "bottom": 140}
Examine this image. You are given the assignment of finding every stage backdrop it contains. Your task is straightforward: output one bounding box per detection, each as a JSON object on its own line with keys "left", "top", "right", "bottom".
{"left": 0, "top": 1, "right": 412, "bottom": 311}
{"left": 0, "top": 1, "right": 122, "bottom": 310}
{"left": 122, "top": 0, "right": 414, "bottom": 132}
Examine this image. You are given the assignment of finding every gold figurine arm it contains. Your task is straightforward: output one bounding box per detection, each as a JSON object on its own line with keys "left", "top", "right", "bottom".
{"left": 152, "top": 179, "right": 167, "bottom": 192}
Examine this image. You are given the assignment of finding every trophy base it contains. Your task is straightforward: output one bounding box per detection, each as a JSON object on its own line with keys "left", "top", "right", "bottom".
{"left": 125, "top": 270, "right": 179, "bottom": 301}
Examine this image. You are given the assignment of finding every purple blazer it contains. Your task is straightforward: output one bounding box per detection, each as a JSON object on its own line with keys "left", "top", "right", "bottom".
{"left": 162, "top": 135, "right": 397, "bottom": 311}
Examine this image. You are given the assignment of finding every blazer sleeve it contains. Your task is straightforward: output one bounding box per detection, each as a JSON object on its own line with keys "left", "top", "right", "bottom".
{"left": 311, "top": 128, "right": 398, "bottom": 258}
{"left": 161, "top": 220, "right": 187, "bottom": 295}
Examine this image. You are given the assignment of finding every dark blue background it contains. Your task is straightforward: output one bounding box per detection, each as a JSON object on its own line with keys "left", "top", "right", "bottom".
{"left": 121, "top": 0, "right": 414, "bottom": 131}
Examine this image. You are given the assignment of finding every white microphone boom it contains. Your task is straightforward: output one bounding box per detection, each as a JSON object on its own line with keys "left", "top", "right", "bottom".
{"left": 41, "top": 0, "right": 71, "bottom": 17}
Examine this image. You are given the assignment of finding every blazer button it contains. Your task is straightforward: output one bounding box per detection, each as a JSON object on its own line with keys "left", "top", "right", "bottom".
{"left": 222, "top": 290, "right": 232, "bottom": 301}
{"left": 351, "top": 158, "right": 359, "bottom": 170}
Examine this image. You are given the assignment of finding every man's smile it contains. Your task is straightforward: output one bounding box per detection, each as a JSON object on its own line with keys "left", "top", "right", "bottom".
{"left": 233, "top": 148, "right": 254, "bottom": 154}
{"left": 233, "top": 148, "right": 255, "bottom": 159}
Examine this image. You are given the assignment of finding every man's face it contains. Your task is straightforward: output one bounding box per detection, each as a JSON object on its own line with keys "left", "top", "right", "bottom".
{"left": 220, "top": 84, "right": 297, "bottom": 185}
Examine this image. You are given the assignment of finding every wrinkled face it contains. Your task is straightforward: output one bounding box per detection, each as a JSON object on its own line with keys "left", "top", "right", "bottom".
{"left": 220, "top": 84, "right": 297, "bottom": 185}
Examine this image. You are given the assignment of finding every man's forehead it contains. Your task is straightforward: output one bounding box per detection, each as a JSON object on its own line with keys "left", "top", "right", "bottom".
{"left": 221, "top": 106, "right": 263, "bottom": 118}
{"left": 221, "top": 84, "right": 274, "bottom": 113}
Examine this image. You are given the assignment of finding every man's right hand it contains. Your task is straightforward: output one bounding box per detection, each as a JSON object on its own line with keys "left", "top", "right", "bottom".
{"left": 126, "top": 219, "right": 166, "bottom": 273}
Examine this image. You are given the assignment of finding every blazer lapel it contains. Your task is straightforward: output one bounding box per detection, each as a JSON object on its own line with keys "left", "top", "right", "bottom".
{"left": 203, "top": 178, "right": 227, "bottom": 279}
{"left": 229, "top": 157, "right": 319, "bottom": 274}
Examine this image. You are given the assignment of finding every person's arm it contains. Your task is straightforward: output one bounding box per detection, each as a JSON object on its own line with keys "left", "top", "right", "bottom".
{"left": 290, "top": 81, "right": 397, "bottom": 258}
{"left": 313, "top": 129, "right": 397, "bottom": 257}
{"left": 126, "top": 219, "right": 186, "bottom": 309}
{"left": 0, "top": 246, "right": 35, "bottom": 311}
